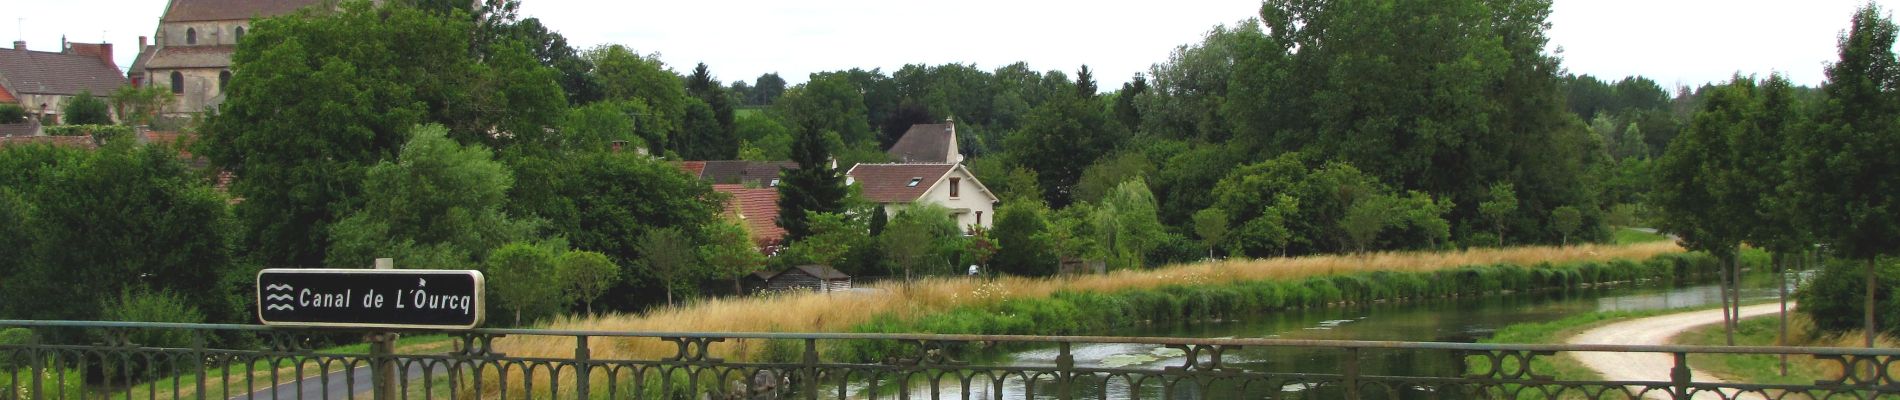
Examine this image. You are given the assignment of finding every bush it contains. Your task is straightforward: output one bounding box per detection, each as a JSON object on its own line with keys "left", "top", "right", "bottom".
{"left": 0, "top": 104, "right": 24, "bottom": 123}
{"left": 1796, "top": 258, "right": 1900, "bottom": 336}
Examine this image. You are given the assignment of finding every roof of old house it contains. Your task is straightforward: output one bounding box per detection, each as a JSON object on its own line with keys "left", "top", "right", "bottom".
{"left": 711, "top": 184, "right": 787, "bottom": 246}
{"left": 677, "top": 161, "right": 707, "bottom": 177}
{"left": 0, "top": 84, "right": 15, "bottom": 103}
{"left": 845, "top": 163, "right": 957, "bottom": 203}
{"left": 145, "top": 46, "right": 236, "bottom": 69}
{"left": 0, "top": 47, "right": 129, "bottom": 96}
{"left": 887, "top": 123, "right": 955, "bottom": 163}
{"left": 787, "top": 265, "right": 850, "bottom": 280}
{"left": 699, "top": 160, "right": 797, "bottom": 185}
{"left": 162, "top": 0, "right": 328, "bottom": 22}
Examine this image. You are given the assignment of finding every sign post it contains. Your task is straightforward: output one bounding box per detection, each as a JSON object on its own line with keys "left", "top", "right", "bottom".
{"left": 256, "top": 262, "right": 484, "bottom": 400}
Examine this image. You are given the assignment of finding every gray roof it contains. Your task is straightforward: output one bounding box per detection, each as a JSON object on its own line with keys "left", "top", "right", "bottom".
{"left": 144, "top": 46, "right": 235, "bottom": 69}
{"left": 162, "top": 0, "right": 329, "bottom": 22}
{"left": 0, "top": 120, "right": 40, "bottom": 137}
{"left": 887, "top": 123, "right": 954, "bottom": 163}
{"left": 0, "top": 48, "right": 129, "bottom": 97}
{"left": 698, "top": 160, "right": 798, "bottom": 185}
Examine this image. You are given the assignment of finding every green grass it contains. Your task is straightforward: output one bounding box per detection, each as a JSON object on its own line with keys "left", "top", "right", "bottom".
{"left": 1676, "top": 315, "right": 1835, "bottom": 386}
{"left": 110, "top": 334, "right": 455, "bottom": 400}
{"left": 1613, "top": 228, "right": 1669, "bottom": 245}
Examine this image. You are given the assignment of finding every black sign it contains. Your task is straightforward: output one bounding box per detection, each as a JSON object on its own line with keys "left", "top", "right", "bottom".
{"left": 256, "top": 269, "right": 485, "bottom": 329}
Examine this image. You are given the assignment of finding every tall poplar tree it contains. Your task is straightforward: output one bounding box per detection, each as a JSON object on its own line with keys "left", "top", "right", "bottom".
{"left": 776, "top": 125, "right": 848, "bottom": 241}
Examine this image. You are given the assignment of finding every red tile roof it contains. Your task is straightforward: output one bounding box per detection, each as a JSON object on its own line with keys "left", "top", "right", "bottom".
{"left": 0, "top": 82, "right": 17, "bottom": 103}
{"left": 0, "top": 47, "right": 129, "bottom": 97}
{"left": 845, "top": 163, "right": 956, "bottom": 203}
{"left": 677, "top": 161, "right": 707, "bottom": 178}
{"left": 712, "top": 184, "right": 787, "bottom": 246}
{"left": 162, "top": 0, "right": 327, "bottom": 22}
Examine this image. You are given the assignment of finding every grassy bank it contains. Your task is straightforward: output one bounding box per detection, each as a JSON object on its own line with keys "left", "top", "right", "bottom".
{"left": 475, "top": 243, "right": 1688, "bottom": 397}
{"left": 510, "top": 243, "right": 1685, "bottom": 359}
{"left": 1674, "top": 312, "right": 1896, "bottom": 386}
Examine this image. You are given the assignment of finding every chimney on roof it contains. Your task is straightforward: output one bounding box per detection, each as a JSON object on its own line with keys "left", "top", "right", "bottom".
{"left": 11, "top": 41, "right": 22, "bottom": 51}
{"left": 139, "top": 36, "right": 147, "bottom": 50}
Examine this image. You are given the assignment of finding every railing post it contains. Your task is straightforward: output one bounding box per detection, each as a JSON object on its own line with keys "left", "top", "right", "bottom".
{"left": 802, "top": 339, "right": 819, "bottom": 400}
{"left": 371, "top": 258, "right": 399, "bottom": 400}
{"left": 574, "top": 335, "right": 591, "bottom": 399}
{"left": 1670, "top": 352, "right": 1691, "bottom": 399}
{"left": 28, "top": 348, "right": 42, "bottom": 400}
{"left": 1343, "top": 347, "right": 1361, "bottom": 399}
{"left": 1055, "top": 342, "right": 1074, "bottom": 400}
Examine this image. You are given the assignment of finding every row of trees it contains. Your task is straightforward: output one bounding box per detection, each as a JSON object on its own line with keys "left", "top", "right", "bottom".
{"left": 1655, "top": 4, "right": 1900, "bottom": 348}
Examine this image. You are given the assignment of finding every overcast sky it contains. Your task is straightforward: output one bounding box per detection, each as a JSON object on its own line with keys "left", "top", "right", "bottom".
{"left": 6, "top": 0, "right": 1891, "bottom": 89}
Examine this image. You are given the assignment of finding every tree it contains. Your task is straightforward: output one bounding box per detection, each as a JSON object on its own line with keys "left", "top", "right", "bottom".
{"left": 1656, "top": 77, "right": 1764, "bottom": 345}
{"left": 991, "top": 200, "right": 1057, "bottom": 276}
{"left": 327, "top": 125, "right": 536, "bottom": 269}
{"left": 1192, "top": 208, "right": 1230, "bottom": 258}
{"left": 108, "top": 85, "right": 173, "bottom": 127}
{"left": 485, "top": 242, "right": 567, "bottom": 325}
{"left": 1551, "top": 206, "right": 1583, "bottom": 245}
{"left": 201, "top": 2, "right": 473, "bottom": 268}
{"left": 1074, "top": 65, "right": 1097, "bottom": 97}
{"left": 1074, "top": 152, "right": 1155, "bottom": 204}
{"left": 1479, "top": 183, "right": 1519, "bottom": 245}
{"left": 752, "top": 73, "right": 787, "bottom": 105}
{"left": 775, "top": 72, "right": 875, "bottom": 147}
{"left": 637, "top": 227, "right": 697, "bottom": 307}
{"left": 560, "top": 101, "right": 639, "bottom": 152}
{"left": 778, "top": 212, "right": 865, "bottom": 268}
{"left": 1096, "top": 179, "right": 1167, "bottom": 269}
{"left": 1006, "top": 91, "right": 1125, "bottom": 207}
{"left": 557, "top": 250, "right": 619, "bottom": 315}
{"left": 0, "top": 104, "right": 24, "bottom": 123}
{"left": 61, "top": 90, "right": 111, "bottom": 125}
{"left": 1339, "top": 194, "right": 1395, "bottom": 254}
{"left": 586, "top": 44, "right": 686, "bottom": 151}
{"left": 0, "top": 143, "right": 235, "bottom": 323}
{"left": 1113, "top": 73, "right": 1147, "bottom": 131}
{"left": 1791, "top": 4, "right": 1900, "bottom": 348}
{"left": 883, "top": 205, "right": 964, "bottom": 279}
{"left": 701, "top": 218, "right": 766, "bottom": 294}
{"left": 776, "top": 125, "right": 849, "bottom": 241}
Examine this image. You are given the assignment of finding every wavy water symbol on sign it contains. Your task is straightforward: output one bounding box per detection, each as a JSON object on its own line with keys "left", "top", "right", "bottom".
{"left": 263, "top": 283, "right": 296, "bottom": 311}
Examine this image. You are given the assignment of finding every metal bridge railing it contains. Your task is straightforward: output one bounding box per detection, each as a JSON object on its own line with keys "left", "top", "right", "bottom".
{"left": 0, "top": 320, "right": 1893, "bottom": 399}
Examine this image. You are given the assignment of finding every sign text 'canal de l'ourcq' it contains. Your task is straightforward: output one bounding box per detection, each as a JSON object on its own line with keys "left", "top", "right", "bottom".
{"left": 256, "top": 269, "right": 486, "bottom": 329}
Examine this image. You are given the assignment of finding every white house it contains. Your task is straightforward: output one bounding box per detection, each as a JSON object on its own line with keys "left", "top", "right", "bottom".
{"left": 845, "top": 163, "right": 998, "bottom": 231}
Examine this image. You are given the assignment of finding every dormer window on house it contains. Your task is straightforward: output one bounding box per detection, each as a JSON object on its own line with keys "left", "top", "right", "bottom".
{"left": 769, "top": 178, "right": 780, "bottom": 187}
{"left": 907, "top": 177, "right": 922, "bottom": 187}
{"left": 949, "top": 178, "right": 961, "bottom": 197}
{"left": 187, "top": 28, "right": 197, "bottom": 45}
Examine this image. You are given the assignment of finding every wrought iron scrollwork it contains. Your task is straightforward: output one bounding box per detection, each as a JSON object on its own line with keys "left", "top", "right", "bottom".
{"left": 1463, "top": 349, "right": 1557, "bottom": 382}
{"left": 1814, "top": 354, "right": 1898, "bottom": 388}
{"left": 1164, "top": 344, "right": 1241, "bottom": 372}
{"left": 662, "top": 336, "right": 725, "bottom": 363}
{"left": 452, "top": 332, "right": 506, "bottom": 358}
{"left": 883, "top": 339, "right": 971, "bottom": 367}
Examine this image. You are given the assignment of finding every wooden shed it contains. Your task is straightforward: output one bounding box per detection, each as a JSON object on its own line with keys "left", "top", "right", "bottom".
{"left": 749, "top": 265, "right": 852, "bottom": 294}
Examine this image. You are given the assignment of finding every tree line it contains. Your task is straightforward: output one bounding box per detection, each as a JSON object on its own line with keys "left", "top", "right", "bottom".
{"left": 3, "top": 0, "right": 1895, "bottom": 338}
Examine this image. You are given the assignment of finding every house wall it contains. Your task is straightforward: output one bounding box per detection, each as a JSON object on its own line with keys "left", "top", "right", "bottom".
{"left": 143, "top": 67, "right": 227, "bottom": 114}
{"left": 159, "top": 21, "right": 249, "bottom": 47}
{"left": 918, "top": 168, "right": 995, "bottom": 230}
{"left": 13, "top": 92, "right": 120, "bottom": 124}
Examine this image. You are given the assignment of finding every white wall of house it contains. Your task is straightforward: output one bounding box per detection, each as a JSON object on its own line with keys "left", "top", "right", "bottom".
{"left": 918, "top": 167, "right": 996, "bottom": 230}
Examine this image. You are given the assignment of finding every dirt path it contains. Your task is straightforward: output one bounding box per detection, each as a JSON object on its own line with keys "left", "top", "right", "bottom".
{"left": 1567, "top": 303, "right": 1784, "bottom": 400}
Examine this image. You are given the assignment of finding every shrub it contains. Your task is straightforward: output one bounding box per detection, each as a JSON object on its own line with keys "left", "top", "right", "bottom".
{"left": 1796, "top": 258, "right": 1900, "bottom": 336}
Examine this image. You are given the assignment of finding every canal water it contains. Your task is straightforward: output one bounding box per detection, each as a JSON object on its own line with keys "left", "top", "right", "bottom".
{"left": 904, "top": 273, "right": 1795, "bottom": 399}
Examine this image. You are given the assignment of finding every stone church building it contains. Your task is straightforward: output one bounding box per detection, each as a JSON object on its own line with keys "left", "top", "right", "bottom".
{"left": 129, "top": 0, "right": 330, "bottom": 115}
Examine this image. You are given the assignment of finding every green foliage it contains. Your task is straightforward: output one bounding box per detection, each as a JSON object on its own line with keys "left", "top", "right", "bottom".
{"left": 1095, "top": 179, "right": 1167, "bottom": 269}
{"left": 777, "top": 124, "right": 849, "bottom": 241}
{"left": 484, "top": 242, "right": 569, "bottom": 325}
{"left": 103, "top": 290, "right": 206, "bottom": 348}
{"left": 774, "top": 72, "right": 874, "bottom": 146}
{"left": 1073, "top": 152, "right": 1154, "bottom": 204}
{"left": 560, "top": 101, "right": 639, "bottom": 152}
{"left": 1797, "top": 258, "right": 1900, "bottom": 336}
{"left": 108, "top": 85, "right": 175, "bottom": 127}
{"left": 1005, "top": 91, "right": 1125, "bottom": 207}
{"left": 0, "top": 103, "right": 23, "bottom": 123}
{"left": 60, "top": 90, "right": 111, "bottom": 125}
{"left": 991, "top": 200, "right": 1057, "bottom": 276}
{"left": 202, "top": 1, "right": 472, "bottom": 268}
{"left": 778, "top": 212, "right": 867, "bottom": 270}
{"left": 1479, "top": 183, "right": 1519, "bottom": 245}
{"left": 40, "top": 124, "right": 133, "bottom": 144}
{"left": 557, "top": 250, "right": 619, "bottom": 315}
{"left": 328, "top": 125, "right": 536, "bottom": 269}
{"left": 733, "top": 111, "right": 792, "bottom": 160}
{"left": 585, "top": 44, "right": 686, "bottom": 149}
{"left": 700, "top": 218, "right": 765, "bottom": 295}
{"left": 637, "top": 227, "right": 698, "bottom": 306}
{"left": 882, "top": 204, "right": 966, "bottom": 279}
{"left": 1790, "top": 4, "right": 1900, "bottom": 261}
{"left": 1552, "top": 206, "right": 1583, "bottom": 245}
{"left": 1191, "top": 208, "right": 1230, "bottom": 258}
{"left": 0, "top": 143, "right": 235, "bottom": 323}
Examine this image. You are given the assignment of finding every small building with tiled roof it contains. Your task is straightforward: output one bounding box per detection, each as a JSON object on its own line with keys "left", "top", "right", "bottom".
{"left": 711, "top": 184, "right": 788, "bottom": 252}
{"left": 887, "top": 119, "right": 963, "bottom": 164}
{"left": 132, "top": 0, "right": 333, "bottom": 115}
{"left": 845, "top": 162, "right": 997, "bottom": 230}
{"left": 0, "top": 39, "right": 129, "bottom": 125}
{"left": 674, "top": 160, "right": 800, "bottom": 187}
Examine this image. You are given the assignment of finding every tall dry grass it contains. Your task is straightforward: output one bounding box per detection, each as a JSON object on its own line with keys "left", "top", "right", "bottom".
{"left": 497, "top": 242, "right": 1683, "bottom": 366}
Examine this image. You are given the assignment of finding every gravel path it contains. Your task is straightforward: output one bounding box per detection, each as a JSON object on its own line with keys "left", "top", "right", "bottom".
{"left": 1567, "top": 303, "right": 1784, "bottom": 400}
